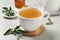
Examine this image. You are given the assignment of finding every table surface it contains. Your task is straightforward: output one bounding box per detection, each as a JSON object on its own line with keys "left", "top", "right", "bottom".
{"left": 0, "top": 0, "right": 60, "bottom": 40}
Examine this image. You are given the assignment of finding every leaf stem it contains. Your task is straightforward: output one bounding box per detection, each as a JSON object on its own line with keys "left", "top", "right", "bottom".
{"left": 16, "top": 34, "right": 21, "bottom": 40}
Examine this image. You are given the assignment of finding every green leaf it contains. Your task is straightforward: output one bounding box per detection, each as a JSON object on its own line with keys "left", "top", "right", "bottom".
{"left": 3, "top": 7, "right": 8, "bottom": 10}
{"left": 46, "top": 18, "right": 53, "bottom": 25}
{"left": 46, "top": 22, "right": 53, "bottom": 25}
{"left": 14, "top": 25, "right": 21, "bottom": 31}
{"left": 5, "top": 12, "right": 10, "bottom": 16}
{"left": 11, "top": 13, "right": 14, "bottom": 16}
{"left": 9, "top": 11, "right": 14, "bottom": 16}
{"left": 2, "top": 9, "right": 9, "bottom": 13}
{"left": 9, "top": 7, "right": 12, "bottom": 10}
{"left": 4, "top": 28, "right": 12, "bottom": 36}
{"left": 2, "top": 10, "right": 7, "bottom": 13}
{"left": 48, "top": 18, "right": 52, "bottom": 22}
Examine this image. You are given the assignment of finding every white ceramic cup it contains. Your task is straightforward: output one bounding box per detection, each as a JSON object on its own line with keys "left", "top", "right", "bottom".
{"left": 18, "top": 7, "right": 50, "bottom": 31}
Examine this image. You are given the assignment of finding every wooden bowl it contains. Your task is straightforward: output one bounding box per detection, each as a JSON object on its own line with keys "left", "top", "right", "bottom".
{"left": 20, "top": 25, "right": 45, "bottom": 37}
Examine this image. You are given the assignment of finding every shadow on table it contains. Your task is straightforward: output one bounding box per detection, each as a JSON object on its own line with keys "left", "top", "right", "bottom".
{"left": 20, "top": 30, "right": 50, "bottom": 40}
{"left": 3, "top": 17, "right": 18, "bottom": 20}
{"left": 46, "top": 30, "right": 57, "bottom": 40}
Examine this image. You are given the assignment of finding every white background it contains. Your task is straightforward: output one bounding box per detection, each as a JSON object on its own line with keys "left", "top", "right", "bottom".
{"left": 0, "top": 0, "right": 60, "bottom": 40}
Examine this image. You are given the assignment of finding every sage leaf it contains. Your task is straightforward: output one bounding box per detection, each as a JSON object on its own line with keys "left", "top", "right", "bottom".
{"left": 48, "top": 18, "right": 53, "bottom": 22}
{"left": 11, "top": 13, "right": 14, "bottom": 16}
{"left": 9, "top": 7, "right": 12, "bottom": 10}
{"left": 46, "top": 22, "right": 53, "bottom": 25}
{"left": 14, "top": 25, "right": 21, "bottom": 31}
{"left": 3, "top": 25, "right": 29, "bottom": 40}
{"left": 46, "top": 18, "right": 53, "bottom": 25}
{"left": 2, "top": 10, "right": 7, "bottom": 13}
{"left": 3, "top": 7, "right": 8, "bottom": 10}
{"left": 4, "top": 28, "right": 12, "bottom": 36}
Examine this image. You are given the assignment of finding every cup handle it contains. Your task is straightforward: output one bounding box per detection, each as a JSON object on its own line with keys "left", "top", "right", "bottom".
{"left": 44, "top": 12, "right": 50, "bottom": 19}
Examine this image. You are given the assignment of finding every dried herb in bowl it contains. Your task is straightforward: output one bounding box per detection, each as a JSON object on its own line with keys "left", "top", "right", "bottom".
{"left": 2, "top": 7, "right": 16, "bottom": 16}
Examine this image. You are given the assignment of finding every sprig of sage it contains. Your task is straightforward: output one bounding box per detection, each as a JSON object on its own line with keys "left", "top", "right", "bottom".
{"left": 4, "top": 28, "right": 12, "bottom": 36}
{"left": 4, "top": 25, "right": 28, "bottom": 40}
{"left": 46, "top": 18, "right": 53, "bottom": 25}
{"left": 4, "top": 18, "right": 53, "bottom": 36}
{"left": 2, "top": 7, "right": 16, "bottom": 16}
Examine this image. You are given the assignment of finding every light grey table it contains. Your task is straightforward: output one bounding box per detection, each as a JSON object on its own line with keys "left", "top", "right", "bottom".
{"left": 0, "top": 0, "right": 60, "bottom": 40}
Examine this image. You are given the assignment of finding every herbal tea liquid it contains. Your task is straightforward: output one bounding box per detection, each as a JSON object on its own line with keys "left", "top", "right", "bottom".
{"left": 15, "top": 0, "right": 25, "bottom": 8}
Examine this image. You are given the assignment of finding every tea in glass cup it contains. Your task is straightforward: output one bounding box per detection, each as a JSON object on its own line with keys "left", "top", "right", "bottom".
{"left": 15, "top": 0, "right": 25, "bottom": 8}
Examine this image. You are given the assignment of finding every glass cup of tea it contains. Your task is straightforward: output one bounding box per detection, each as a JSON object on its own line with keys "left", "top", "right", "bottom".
{"left": 18, "top": 7, "right": 50, "bottom": 31}
{"left": 15, "top": 0, "right": 25, "bottom": 8}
